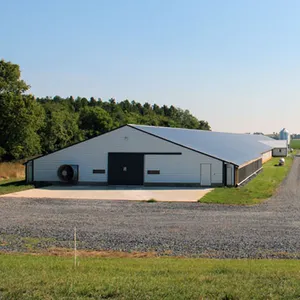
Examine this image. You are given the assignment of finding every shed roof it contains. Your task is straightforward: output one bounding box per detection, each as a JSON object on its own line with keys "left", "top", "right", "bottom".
{"left": 259, "top": 139, "right": 288, "bottom": 148}
{"left": 130, "top": 125, "right": 276, "bottom": 166}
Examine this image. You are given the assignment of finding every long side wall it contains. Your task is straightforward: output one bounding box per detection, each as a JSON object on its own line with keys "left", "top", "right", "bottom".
{"left": 33, "top": 126, "right": 224, "bottom": 186}
{"left": 272, "top": 148, "right": 288, "bottom": 157}
{"left": 235, "top": 158, "right": 262, "bottom": 186}
{"left": 262, "top": 151, "right": 272, "bottom": 163}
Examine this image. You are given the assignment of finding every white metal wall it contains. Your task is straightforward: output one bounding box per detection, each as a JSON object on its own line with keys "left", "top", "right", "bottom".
{"left": 262, "top": 151, "right": 272, "bottom": 163}
{"left": 33, "top": 125, "right": 223, "bottom": 185}
{"left": 272, "top": 148, "right": 288, "bottom": 157}
{"left": 145, "top": 153, "right": 222, "bottom": 184}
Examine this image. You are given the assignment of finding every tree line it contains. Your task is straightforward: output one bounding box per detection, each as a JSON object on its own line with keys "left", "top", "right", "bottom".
{"left": 0, "top": 59, "right": 211, "bottom": 161}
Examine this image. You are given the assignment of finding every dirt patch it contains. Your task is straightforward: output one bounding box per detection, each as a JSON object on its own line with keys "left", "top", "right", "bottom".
{"left": 1, "top": 248, "right": 162, "bottom": 258}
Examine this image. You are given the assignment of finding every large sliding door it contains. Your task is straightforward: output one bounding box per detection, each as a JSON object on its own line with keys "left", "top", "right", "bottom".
{"left": 108, "top": 153, "right": 144, "bottom": 185}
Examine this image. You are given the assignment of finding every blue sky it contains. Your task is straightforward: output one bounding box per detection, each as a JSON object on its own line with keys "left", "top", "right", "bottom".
{"left": 1, "top": 0, "right": 300, "bottom": 133}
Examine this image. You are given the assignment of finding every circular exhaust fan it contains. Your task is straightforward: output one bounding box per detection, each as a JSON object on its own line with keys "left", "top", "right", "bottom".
{"left": 57, "top": 164, "right": 77, "bottom": 183}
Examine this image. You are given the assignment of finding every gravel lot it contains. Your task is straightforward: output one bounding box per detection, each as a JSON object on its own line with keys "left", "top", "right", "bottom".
{"left": 1, "top": 156, "right": 300, "bottom": 258}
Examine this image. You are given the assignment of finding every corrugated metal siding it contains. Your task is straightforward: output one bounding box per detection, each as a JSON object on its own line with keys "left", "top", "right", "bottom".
{"left": 33, "top": 125, "right": 223, "bottom": 185}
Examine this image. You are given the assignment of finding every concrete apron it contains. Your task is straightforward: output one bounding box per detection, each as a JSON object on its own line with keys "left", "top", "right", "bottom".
{"left": 1, "top": 186, "right": 213, "bottom": 202}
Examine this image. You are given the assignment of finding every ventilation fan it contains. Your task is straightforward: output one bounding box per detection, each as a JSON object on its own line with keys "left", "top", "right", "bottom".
{"left": 57, "top": 165, "right": 79, "bottom": 183}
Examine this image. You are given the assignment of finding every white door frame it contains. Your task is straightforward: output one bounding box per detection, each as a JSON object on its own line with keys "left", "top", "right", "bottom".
{"left": 200, "top": 163, "right": 212, "bottom": 186}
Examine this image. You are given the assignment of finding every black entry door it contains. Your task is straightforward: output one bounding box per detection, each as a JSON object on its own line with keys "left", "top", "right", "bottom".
{"left": 108, "top": 153, "right": 144, "bottom": 185}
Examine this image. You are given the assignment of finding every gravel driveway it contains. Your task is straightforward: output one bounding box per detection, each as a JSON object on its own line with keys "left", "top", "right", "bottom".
{"left": 1, "top": 156, "right": 300, "bottom": 258}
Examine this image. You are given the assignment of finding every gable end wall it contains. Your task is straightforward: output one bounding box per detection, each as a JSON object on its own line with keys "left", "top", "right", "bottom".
{"left": 33, "top": 126, "right": 223, "bottom": 185}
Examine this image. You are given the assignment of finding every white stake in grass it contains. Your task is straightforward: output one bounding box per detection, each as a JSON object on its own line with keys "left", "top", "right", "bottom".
{"left": 74, "top": 226, "right": 77, "bottom": 268}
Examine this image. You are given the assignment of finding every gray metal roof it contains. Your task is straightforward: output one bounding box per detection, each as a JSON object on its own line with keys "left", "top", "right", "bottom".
{"left": 130, "top": 125, "right": 276, "bottom": 166}
{"left": 259, "top": 139, "right": 288, "bottom": 148}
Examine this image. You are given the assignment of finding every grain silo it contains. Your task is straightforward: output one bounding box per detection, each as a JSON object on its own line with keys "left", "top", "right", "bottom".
{"left": 279, "top": 128, "right": 290, "bottom": 146}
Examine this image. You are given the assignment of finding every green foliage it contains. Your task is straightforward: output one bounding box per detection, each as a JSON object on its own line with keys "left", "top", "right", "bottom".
{"left": 0, "top": 93, "right": 44, "bottom": 160}
{"left": 144, "top": 198, "right": 157, "bottom": 202}
{"left": 0, "top": 60, "right": 30, "bottom": 94}
{"left": 1, "top": 254, "right": 300, "bottom": 299}
{"left": 35, "top": 97, "right": 210, "bottom": 156}
{"left": 39, "top": 101, "right": 83, "bottom": 153}
{"left": 0, "top": 60, "right": 45, "bottom": 160}
{"left": 79, "top": 106, "right": 113, "bottom": 139}
{"left": 199, "top": 155, "right": 294, "bottom": 205}
{"left": 0, "top": 147, "right": 6, "bottom": 161}
{"left": 0, "top": 59, "right": 211, "bottom": 161}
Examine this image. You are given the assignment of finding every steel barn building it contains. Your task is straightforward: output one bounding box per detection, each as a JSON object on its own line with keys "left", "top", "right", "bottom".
{"left": 25, "top": 125, "right": 288, "bottom": 187}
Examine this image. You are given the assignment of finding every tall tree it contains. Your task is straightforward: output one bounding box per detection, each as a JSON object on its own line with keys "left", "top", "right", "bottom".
{"left": 0, "top": 94, "right": 44, "bottom": 160}
{"left": 198, "top": 120, "right": 211, "bottom": 131}
{"left": 0, "top": 60, "right": 44, "bottom": 160}
{"left": 40, "top": 101, "right": 82, "bottom": 153}
{"left": 0, "top": 60, "right": 30, "bottom": 94}
{"left": 90, "top": 97, "right": 97, "bottom": 106}
{"left": 79, "top": 106, "right": 113, "bottom": 138}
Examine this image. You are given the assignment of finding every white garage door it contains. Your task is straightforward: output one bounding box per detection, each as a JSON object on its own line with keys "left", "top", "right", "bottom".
{"left": 200, "top": 164, "right": 211, "bottom": 186}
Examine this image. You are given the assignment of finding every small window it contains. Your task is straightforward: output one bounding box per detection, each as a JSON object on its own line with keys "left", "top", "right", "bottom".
{"left": 147, "top": 170, "right": 160, "bottom": 175}
{"left": 93, "top": 169, "right": 105, "bottom": 174}
{"left": 279, "top": 149, "right": 282, "bottom": 153}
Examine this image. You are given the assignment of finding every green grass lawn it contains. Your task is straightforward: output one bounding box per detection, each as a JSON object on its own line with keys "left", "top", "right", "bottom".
{"left": 200, "top": 155, "right": 294, "bottom": 205}
{"left": 0, "top": 178, "right": 34, "bottom": 196}
{"left": 290, "top": 139, "right": 300, "bottom": 149}
{"left": 1, "top": 254, "right": 300, "bottom": 299}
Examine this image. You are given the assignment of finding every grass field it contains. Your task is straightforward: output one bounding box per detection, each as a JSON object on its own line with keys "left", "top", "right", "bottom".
{"left": 0, "top": 162, "right": 24, "bottom": 180}
{"left": 0, "top": 162, "right": 34, "bottom": 195}
{"left": 200, "top": 155, "right": 294, "bottom": 205}
{"left": 290, "top": 139, "right": 300, "bottom": 149}
{"left": 1, "top": 254, "right": 300, "bottom": 299}
{"left": 0, "top": 178, "right": 34, "bottom": 196}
